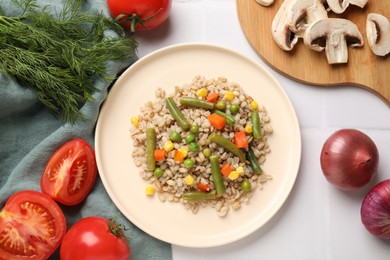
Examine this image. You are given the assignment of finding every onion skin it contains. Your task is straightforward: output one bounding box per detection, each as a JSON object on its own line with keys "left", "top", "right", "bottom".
{"left": 361, "top": 180, "right": 390, "bottom": 239}
{"left": 320, "top": 129, "right": 379, "bottom": 190}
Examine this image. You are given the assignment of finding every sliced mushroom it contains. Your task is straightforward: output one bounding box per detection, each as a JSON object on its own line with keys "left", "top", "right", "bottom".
{"left": 366, "top": 13, "right": 390, "bottom": 56}
{"left": 255, "top": 0, "right": 274, "bottom": 7}
{"left": 326, "top": 0, "right": 349, "bottom": 13}
{"left": 326, "top": 0, "right": 368, "bottom": 14}
{"left": 304, "top": 18, "right": 364, "bottom": 64}
{"left": 272, "top": 0, "right": 299, "bottom": 50}
{"left": 272, "top": 0, "right": 328, "bottom": 51}
{"left": 350, "top": 0, "right": 368, "bottom": 8}
{"left": 289, "top": 0, "right": 328, "bottom": 34}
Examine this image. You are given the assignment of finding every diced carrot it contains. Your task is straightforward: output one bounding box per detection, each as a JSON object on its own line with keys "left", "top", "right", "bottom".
{"left": 206, "top": 92, "right": 219, "bottom": 103}
{"left": 208, "top": 113, "right": 226, "bottom": 130}
{"left": 174, "top": 150, "right": 185, "bottom": 162}
{"left": 154, "top": 149, "right": 166, "bottom": 161}
{"left": 197, "top": 183, "right": 210, "bottom": 192}
{"left": 221, "top": 163, "right": 233, "bottom": 177}
{"left": 234, "top": 131, "right": 248, "bottom": 148}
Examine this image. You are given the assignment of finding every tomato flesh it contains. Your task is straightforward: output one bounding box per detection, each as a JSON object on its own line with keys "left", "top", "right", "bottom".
{"left": 0, "top": 190, "right": 66, "bottom": 259}
{"left": 107, "top": 0, "right": 171, "bottom": 31}
{"left": 60, "top": 216, "right": 130, "bottom": 260}
{"left": 40, "top": 138, "right": 97, "bottom": 206}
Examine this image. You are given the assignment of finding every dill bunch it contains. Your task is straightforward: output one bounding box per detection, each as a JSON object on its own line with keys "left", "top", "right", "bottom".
{"left": 0, "top": 0, "right": 138, "bottom": 124}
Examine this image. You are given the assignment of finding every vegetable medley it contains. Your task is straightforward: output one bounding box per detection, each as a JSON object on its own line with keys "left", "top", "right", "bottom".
{"left": 130, "top": 75, "right": 273, "bottom": 216}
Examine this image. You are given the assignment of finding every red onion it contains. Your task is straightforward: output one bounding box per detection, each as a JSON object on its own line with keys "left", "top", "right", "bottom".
{"left": 361, "top": 180, "right": 390, "bottom": 239}
{"left": 320, "top": 129, "right": 379, "bottom": 190}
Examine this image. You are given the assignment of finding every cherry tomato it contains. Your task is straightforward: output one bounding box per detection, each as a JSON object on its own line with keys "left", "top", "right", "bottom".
{"left": 0, "top": 190, "right": 66, "bottom": 260}
{"left": 107, "top": 0, "right": 172, "bottom": 32}
{"left": 60, "top": 216, "right": 131, "bottom": 260}
{"left": 40, "top": 138, "right": 97, "bottom": 206}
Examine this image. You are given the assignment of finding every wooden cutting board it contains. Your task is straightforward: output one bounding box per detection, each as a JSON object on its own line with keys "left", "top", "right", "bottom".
{"left": 236, "top": 0, "right": 390, "bottom": 105}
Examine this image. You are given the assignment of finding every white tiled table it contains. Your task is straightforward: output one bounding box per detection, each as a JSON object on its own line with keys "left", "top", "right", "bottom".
{"left": 134, "top": 1, "right": 390, "bottom": 259}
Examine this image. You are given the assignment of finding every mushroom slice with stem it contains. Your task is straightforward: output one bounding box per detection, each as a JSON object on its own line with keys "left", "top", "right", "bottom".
{"left": 366, "top": 13, "right": 390, "bottom": 56}
{"left": 272, "top": 0, "right": 328, "bottom": 51}
{"left": 289, "top": 0, "right": 328, "bottom": 34}
{"left": 255, "top": 0, "right": 274, "bottom": 7}
{"left": 304, "top": 18, "right": 364, "bottom": 64}
{"left": 326, "top": 0, "right": 349, "bottom": 14}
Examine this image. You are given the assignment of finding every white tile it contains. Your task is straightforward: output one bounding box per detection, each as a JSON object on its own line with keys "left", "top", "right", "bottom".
{"left": 128, "top": 1, "right": 390, "bottom": 259}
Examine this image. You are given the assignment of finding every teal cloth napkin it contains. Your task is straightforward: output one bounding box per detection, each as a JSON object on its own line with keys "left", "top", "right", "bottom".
{"left": 0, "top": 0, "right": 172, "bottom": 259}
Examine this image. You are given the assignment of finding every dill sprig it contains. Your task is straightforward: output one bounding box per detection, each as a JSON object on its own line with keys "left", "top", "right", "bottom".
{"left": 0, "top": 0, "right": 137, "bottom": 124}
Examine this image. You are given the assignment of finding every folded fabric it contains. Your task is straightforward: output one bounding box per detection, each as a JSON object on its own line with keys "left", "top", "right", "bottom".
{"left": 0, "top": 0, "right": 172, "bottom": 259}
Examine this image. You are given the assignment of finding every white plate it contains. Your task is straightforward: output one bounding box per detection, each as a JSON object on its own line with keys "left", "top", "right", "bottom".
{"left": 95, "top": 43, "right": 301, "bottom": 248}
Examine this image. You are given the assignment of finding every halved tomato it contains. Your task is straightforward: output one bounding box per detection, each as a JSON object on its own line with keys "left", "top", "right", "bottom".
{"left": 0, "top": 190, "right": 66, "bottom": 259}
{"left": 40, "top": 138, "right": 97, "bottom": 206}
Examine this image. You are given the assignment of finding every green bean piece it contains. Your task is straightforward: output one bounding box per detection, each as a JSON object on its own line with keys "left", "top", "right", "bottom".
{"left": 182, "top": 190, "right": 217, "bottom": 201}
{"left": 179, "top": 97, "right": 215, "bottom": 110}
{"left": 246, "top": 146, "right": 263, "bottom": 175}
{"left": 146, "top": 128, "right": 156, "bottom": 171}
{"left": 166, "top": 97, "right": 190, "bottom": 130}
{"left": 251, "top": 110, "right": 262, "bottom": 139}
{"left": 208, "top": 133, "right": 246, "bottom": 163}
{"left": 214, "top": 109, "right": 235, "bottom": 125}
{"left": 209, "top": 155, "right": 226, "bottom": 197}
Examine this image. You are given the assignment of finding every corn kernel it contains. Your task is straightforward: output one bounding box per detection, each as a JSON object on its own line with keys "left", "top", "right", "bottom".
{"left": 178, "top": 147, "right": 188, "bottom": 158}
{"left": 236, "top": 166, "right": 244, "bottom": 175}
{"left": 184, "top": 174, "right": 195, "bottom": 186}
{"left": 131, "top": 116, "right": 139, "bottom": 127}
{"left": 244, "top": 124, "right": 253, "bottom": 133}
{"left": 224, "top": 91, "right": 234, "bottom": 101}
{"left": 145, "top": 186, "right": 155, "bottom": 196}
{"left": 196, "top": 88, "right": 208, "bottom": 98}
{"left": 228, "top": 171, "right": 239, "bottom": 180}
{"left": 250, "top": 100, "right": 259, "bottom": 110}
{"left": 163, "top": 141, "right": 174, "bottom": 152}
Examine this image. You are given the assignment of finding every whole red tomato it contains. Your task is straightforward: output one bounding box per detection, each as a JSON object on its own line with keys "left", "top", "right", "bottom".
{"left": 107, "top": 0, "right": 172, "bottom": 32}
{"left": 40, "top": 138, "right": 97, "bottom": 206}
{"left": 0, "top": 190, "right": 66, "bottom": 260}
{"left": 60, "top": 216, "right": 130, "bottom": 260}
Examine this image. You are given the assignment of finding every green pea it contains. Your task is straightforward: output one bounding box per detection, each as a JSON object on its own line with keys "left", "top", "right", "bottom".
{"left": 241, "top": 179, "right": 252, "bottom": 192}
{"left": 185, "top": 133, "right": 196, "bottom": 144}
{"left": 215, "top": 100, "right": 226, "bottom": 111}
{"left": 153, "top": 168, "right": 164, "bottom": 178}
{"left": 170, "top": 131, "right": 181, "bottom": 142}
{"left": 202, "top": 148, "right": 211, "bottom": 158}
{"left": 229, "top": 103, "right": 240, "bottom": 115}
{"left": 189, "top": 142, "right": 200, "bottom": 152}
{"left": 184, "top": 158, "right": 195, "bottom": 169}
{"left": 190, "top": 125, "right": 199, "bottom": 134}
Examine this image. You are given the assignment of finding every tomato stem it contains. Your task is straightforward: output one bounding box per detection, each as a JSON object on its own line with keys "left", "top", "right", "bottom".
{"left": 114, "top": 8, "right": 163, "bottom": 33}
{"left": 108, "top": 218, "right": 128, "bottom": 239}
